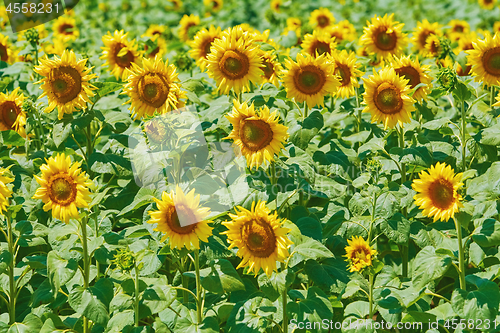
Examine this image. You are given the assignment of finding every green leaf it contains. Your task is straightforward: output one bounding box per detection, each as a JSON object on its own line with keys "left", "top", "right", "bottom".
{"left": 467, "top": 162, "right": 500, "bottom": 201}
{"left": 89, "top": 152, "right": 133, "bottom": 176}
{"left": 288, "top": 287, "right": 333, "bottom": 331}
{"left": 291, "top": 237, "right": 333, "bottom": 263}
{"left": 411, "top": 246, "right": 452, "bottom": 289}
{"left": 136, "top": 249, "right": 162, "bottom": 276}
{"left": 295, "top": 217, "right": 322, "bottom": 241}
{"left": 47, "top": 250, "right": 78, "bottom": 295}
{"left": 380, "top": 213, "right": 410, "bottom": 245}
{"left": 304, "top": 259, "right": 349, "bottom": 293}
{"left": 93, "top": 81, "right": 123, "bottom": 97}
{"left": 472, "top": 218, "right": 500, "bottom": 247}
{"left": 7, "top": 314, "right": 43, "bottom": 333}
{"left": 0, "top": 250, "right": 12, "bottom": 275}
{"left": 452, "top": 80, "right": 472, "bottom": 103}
{"left": 200, "top": 259, "right": 245, "bottom": 294}
{"left": 389, "top": 146, "right": 432, "bottom": 167}
{"left": 143, "top": 276, "right": 177, "bottom": 315}
{"left": 477, "top": 123, "right": 500, "bottom": 146}
{"left": 0, "top": 130, "right": 25, "bottom": 146}
{"left": 69, "top": 286, "right": 110, "bottom": 325}
{"left": 451, "top": 277, "right": 500, "bottom": 321}
{"left": 226, "top": 297, "right": 274, "bottom": 333}
{"left": 107, "top": 310, "right": 135, "bottom": 332}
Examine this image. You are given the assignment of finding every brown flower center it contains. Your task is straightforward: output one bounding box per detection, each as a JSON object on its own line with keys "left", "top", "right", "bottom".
{"left": 374, "top": 28, "right": 397, "bottom": 51}
{"left": 0, "top": 101, "right": 20, "bottom": 130}
{"left": 50, "top": 66, "right": 82, "bottom": 104}
{"left": 482, "top": 47, "right": 500, "bottom": 76}
{"left": 0, "top": 43, "right": 8, "bottom": 62}
{"left": 219, "top": 50, "right": 250, "bottom": 79}
{"left": 48, "top": 173, "right": 77, "bottom": 206}
{"left": 138, "top": 73, "right": 170, "bottom": 108}
{"left": 165, "top": 204, "right": 198, "bottom": 234}
{"left": 418, "top": 30, "right": 432, "bottom": 48}
{"left": 113, "top": 43, "right": 135, "bottom": 68}
{"left": 294, "top": 65, "right": 326, "bottom": 95}
{"left": 241, "top": 218, "right": 276, "bottom": 258}
{"left": 374, "top": 82, "right": 403, "bottom": 114}
{"left": 240, "top": 119, "right": 274, "bottom": 151}
{"left": 201, "top": 37, "right": 215, "bottom": 58}
{"left": 454, "top": 25, "right": 464, "bottom": 33}
{"left": 317, "top": 15, "right": 330, "bottom": 28}
{"left": 429, "top": 178, "right": 455, "bottom": 209}
{"left": 310, "top": 41, "right": 331, "bottom": 56}
{"left": 395, "top": 66, "right": 420, "bottom": 89}
{"left": 59, "top": 23, "right": 74, "bottom": 35}
{"left": 335, "top": 64, "right": 351, "bottom": 86}
{"left": 262, "top": 59, "right": 274, "bottom": 80}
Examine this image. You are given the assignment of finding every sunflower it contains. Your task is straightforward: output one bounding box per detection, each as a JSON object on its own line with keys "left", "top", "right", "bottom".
{"left": 0, "top": 88, "right": 27, "bottom": 138}
{"left": 206, "top": 27, "right": 263, "bottom": 94}
{"left": 34, "top": 50, "right": 97, "bottom": 120}
{"left": 447, "top": 19, "right": 470, "bottom": 41}
{"left": 362, "top": 67, "right": 415, "bottom": 130}
{"left": 286, "top": 18, "right": 302, "bottom": 33}
{"left": 178, "top": 14, "right": 200, "bottom": 41}
{"left": 454, "top": 32, "right": 476, "bottom": 55}
{"left": 412, "top": 162, "right": 463, "bottom": 222}
{"left": 359, "top": 14, "right": 408, "bottom": 59}
{"left": 222, "top": 201, "right": 292, "bottom": 276}
{"left": 142, "top": 24, "right": 167, "bottom": 40}
{"left": 52, "top": 16, "right": 79, "bottom": 43}
{"left": 412, "top": 19, "right": 442, "bottom": 54}
{"left": 32, "top": 153, "right": 93, "bottom": 223}
{"left": 188, "top": 25, "right": 221, "bottom": 72}
{"left": 204, "top": 0, "right": 223, "bottom": 12}
{"left": 281, "top": 53, "right": 340, "bottom": 109}
{"left": 424, "top": 35, "right": 444, "bottom": 58}
{"left": 144, "top": 36, "right": 167, "bottom": 60}
{"left": 43, "top": 38, "right": 67, "bottom": 57}
{"left": 344, "top": 236, "right": 377, "bottom": 273}
{"left": 478, "top": 0, "right": 496, "bottom": 9}
{"left": 309, "top": 8, "right": 335, "bottom": 31}
{"left": 225, "top": 100, "right": 288, "bottom": 169}
{"left": 467, "top": 33, "right": 500, "bottom": 86}
{"left": 0, "top": 6, "right": 9, "bottom": 30}
{"left": 101, "top": 30, "right": 141, "bottom": 81}
{"left": 301, "top": 30, "right": 337, "bottom": 57}
{"left": 325, "top": 25, "right": 348, "bottom": 44}
{"left": 337, "top": 20, "right": 357, "bottom": 41}
{"left": 328, "top": 50, "right": 363, "bottom": 99}
{"left": 0, "top": 167, "right": 13, "bottom": 214}
{"left": 494, "top": 22, "right": 500, "bottom": 35}
{"left": 260, "top": 51, "right": 282, "bottom": 87}
{"left": 148, "top": 186, "right": 213, "bottom": 250}
{"left": 123, "top": 55, "right": 181, "bottom": 120}
{"left": 270, "top": 0, "right": 281, "bottom": 12}
{"left": 165, "top": 0, "right": 183, "bottom": 11}
{"left": 392, "top": 55, "right": 432, "bottom": 101}
{"left": 0, "top": 34, "right": 15, "bottom": 65}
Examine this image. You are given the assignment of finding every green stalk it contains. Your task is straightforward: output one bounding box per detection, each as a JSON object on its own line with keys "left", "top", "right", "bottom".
{"left": 454, "top": 217, "right": 466, "bottom": 290}
{"left": 134, "top": 263, "right": 140, "bottom": 327}
{"left": 461, "top": 100, "right": 467, "bottom": 172}
{"left": 270, "top": 162, "right": 277, "bottom": 186}
{"left": 194, "top": 250, "right": 203, "bottom": 324}
{"left": 398, "top": 125, "right": 408, "bottom": 278}
{"left": 303, "top": 103, "right": 308, "bottom": 119}
{"left": 181, "top": 257, "right": 189, "bottom": 304}
{"left": 281, "top": 263, "right": 288, "bottom": 333}
{"left": 81, "top": 217, "right": 90, "bottom": 333}
{"left": 355, "top": 87, "right": 362, "bottom": 133}
{"left": 6, "top": 212, "right": 16, "bottom": 325}
{"left": 368, "top": 274, "right": 374, "bottom": 319}
{"left": 490, "top": 86, "right": 495, "bottom": 110}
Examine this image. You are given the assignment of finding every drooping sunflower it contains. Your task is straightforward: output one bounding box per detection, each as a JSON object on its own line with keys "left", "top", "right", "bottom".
{"left": 412, "top": 162, "right": 463, "bottom": 222}
{"left": 0, "top": 167, "right": 13, "bottom": 214}
{"left": 0, "top": 88, "right": 27, "bottom": 138}
{"left": 301, "top": 30, "right": 337, "bottom": 57}
{"left": 225, "top": 100, "right": 288, "bottom": 169}
{"left": 447, "top": 19, "right": 470, "bottom": 41}
{"left": 309, "top": 8, "right": 335, "bottom": 31}
{"left": 478, "top": 0, "right": 496, "bottom": 9}
{"left": 188, "top": 25, "right": 221, "bottom": 72}
{"left": 52, "top": 16, "right": 79, "bottom": 43}
{"left": 359, "top": 14, "right": 408, "bottom": 59}
{"left": 101, "top": 30, "right": 142, "bottom": 81}
{"left": 281, "top": 53, "right": 340, "bottom": 109}
{"left": 204, "top": 0, "right": 223, "bottom": 12}
{"left": 412, "top": 19, "right": 442, "bottom": 54}
{"left": 178, "top": 14, "right": 200, "bottom": 41}
{"left": 206, "top": 27, "right": 263, "bottom": 94}
{"left": 0, "top": 34, "right": 15, "bottom": 65}
{"left": 344, "top": 236, "right": 377, "bottom": 273}
{"left": 391, "top": 55, "right": 432, "bottom": 102}
{"left": 362, "top": 67, "right": 415, "bottom": 130}
{"left": 148, "top": 186, "right": 213, "bottom": 250}
{"left": 222, "top": 201, "right": 293, "bottom": 276}
{"left": 32, "top": 153, "right": 93, "bottom": 223}
{"left": 123, "top": 55, "right": 181, "bottom": 120}
{"left": 328, "top": 50, "right": 363, "bottom": 99}
{"left": 259, "top": 51, "right": 282, "bottom": 87}
{"left": 34, "top": 50, "right": 97, "bottom": 120}
{"left": 467, "top": 33, "right": 500, "bottom": 86}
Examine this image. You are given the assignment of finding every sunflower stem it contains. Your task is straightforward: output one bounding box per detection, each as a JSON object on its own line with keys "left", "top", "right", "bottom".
{"left": 460, "top": 100, "right": 467, "bottom": 172}
{"left": 454, "top": 217, "right": 466, "bottom": 290}
{"left": 6, "top": 210, "right": 17, "bottom": 325}
{"left": 35, "top": 108, "right": 46, "bottom": 155}
{"left": 181, "top": 257, "right": 189, "bottom": 304}
{"left": 281, "top": 263, "right": 288, "bottom": 333}
{"left": 80, "top": 216, "right": 90, "bottom": 333}
{"left": 194, "top": 249, "right": 203, "bottom": 325}
{"left": 398, "top": 125, "right": 408, "bottom": 278}
{"left": 134, "top": 262, "right": 140, "bottom": 327}
{"left": 270, "top": 162, "right": 277, "bottom": 186}
{"left": 368, "top": 273, "right": 374, "bottom": 319}
{"left": 303, "top": 103, "right": 308, "bottom": 119}
{"left": 490, "top": 86, "right": 495, "bottom": 110}
{"left": 356, "top": 87, "right": 361, "bottom": 133}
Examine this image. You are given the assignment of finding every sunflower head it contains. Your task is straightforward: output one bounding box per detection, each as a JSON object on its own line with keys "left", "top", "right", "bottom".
{"left": 179, "top": 14, "right": 200, "bottom": 41}
{"left": 412, "top": 19, "right": 442, "bottom": 54}
{"left": 412, "top": 162, "right": 463, "bottom": 222}
{"left": 188, "top": 25, "right": 221, "bottom": 71}
{"left": 301, "top": 30, "right": 337, "bottom": 57}
{"left": 309, "top": 8, "right": 335, "bottom": 31}
{"left": 0, "top": 166, "right": 14, "bottom": 214}
{"left": 467, "top": 32, "right": 500, "bottom": 86}
{"left": 0, "top": 88, "right": 27, "bottom": 138}
{"left": 329, "top": 50, "right": 363, "bottom": 98}
{"left": 344, "top": 236, "right": 377, "bottom": 273}
{"left": 478, "top": 0, "right": 496, "bottom": 9}
{"left": 259, "top": 51, "right": 283, "bottom": 87}
{"left": 391, "top": 55, "right": 432, "bottom": 101}
{"left": 447, "top": 19, "right": 470, "bottom": 41}
{"left": 113, "top": 248, "right": 136, "bottom": 272}
{"left": 359, "top": 13, "right": 408, "bottom": 59}
{"left": 52, "top": 16, "right": 79, "bottom": 43}
{"left": 100, "top": 30, "right": 142, "bottom": 80}
{"left": 204, "top": 0, "right": 223, "bottom": 12}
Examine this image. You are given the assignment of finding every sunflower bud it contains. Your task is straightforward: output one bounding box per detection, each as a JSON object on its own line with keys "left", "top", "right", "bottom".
{"left": 437, "top": 67, "right": 457, "bottom": 92}
{"left": 113, "top": 248, "right": 136, "bottom": 272}
{"left": 366, "top": 158, "right": 382, "bottom": 174}
{"left": 24, "top": 28, "right": 39, "bottom": 46}
{"left": 173, "top": 52, "right": 194, "bottom": 72}
{"left": 22, "top": 98, "right": 36, "bottom": 115}
{"left": 436, "top": 37, "right": 452, "bottom": 60}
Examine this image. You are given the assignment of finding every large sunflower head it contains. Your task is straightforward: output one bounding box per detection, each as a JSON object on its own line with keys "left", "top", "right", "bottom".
{"left": 0, "top": 88, "right": 27, "bottom": 138}
{"left": 309, "top": 8, "right": 335, "bottom": 31}
{"left": 344, "top": 236, "right": 377, "bottom": 273}
{"left": 328, "top": 50, "right": 363, "bottom": 99}
{"left": 0, "top": 167, "right": 14, "bottom": 214}
{"left": 467, "top": 32, "right": 500, "bottom": 86}
{"left": 123, "top": 55, "right": 181, "bottom": 120}
{"left": 412, "top": 162, "right": 463, "bottom": 222}
{"left": 301, "top": 30, "right": 337, "bottom": 57}
{"left": 178, "top": 14, "right": 200, "bottom": 41}
{"left": 225, "top": 100, "right": 288, "bottom": 169}
{"left": 206, "top": 27, "right": 264, "bottom": 94}
{"left": 412, "top": 19, "right": 442, "bottom": 54}
{"left": 32, "top": 153, "right": 93, "bottom": 223}
{"left": 259, "top": 51, "right": 283, "bottom": 87}
{"left": 447, "top": 19, "right": 470, "bottom": 41}
{"left": 100, "top": 30, "right": 142, "bottom": 81}
{"left": 34, "top": 50, "right": 97, "bottom": 120}
{"left": 222, "top": 201, "right": 293, "bottom": 276}
{"left": 391, "top": 55, "right": 432, "bottom": 101}
{"left": 188, "top": 25, "right": 221, "bottom": 72}
{"left": 281, "top": 53, "right": 340, "bottom": 108}
{"left": 359, "top": 13, "right": 408, "bottom": 59}
{"left": 478, "top": 0, "right": 496, "bottom": 9}
{"left": 148, "top": 186, "right": 213, "bottom": 250}
{"left": 52, "top": 16, "right": 79, "bottom": 43}
{"left": 362, "top": 67, "right": 415, "bottom": 130}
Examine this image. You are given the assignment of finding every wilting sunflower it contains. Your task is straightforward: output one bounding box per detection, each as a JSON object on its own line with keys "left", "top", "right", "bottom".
{"left": 478, "top": 0, "right": 496, "bottom": 9}
{"left": 260, "top": 51, "right": 282, "bottom": 87}
{"left": 206, "top": 27, "right": 263, "bottom": 94}
{"left": 281, "top": 53, "right": 340, "bottom": 108}
{"left": 222, "top": 201, "right": 292, "bottom": 276}
{"left": 204, "top": 0, "right": 223, "bottom": 12}
{"left": 225, "top": 100, "right": 288, "bottom": 169}
{"left": 52, "top": 16, "right": 79, "bottom": 43}
{"left": 148, "top": 186, "right": 213, "bottom": 250}
{"left": 123, "top": 55, "right": 181, "bottom": 120}
{"left": 188, "top": 25, "right": 221, "bottom": 71}
{"left": 344, "top": 236, "right": 377, "bottom": 273}
{"left": 101, "top": 30, "right": 142, "bottom": 81}
{"left": 301, "top": 30, "right": 337, "bottom": 57}
{"left": 32, "top": 153, "right": 93, "bottom": 223}
{"left": 328, "top": 50, "right": 363, "bottom": 99}
{"left": 447, "top": 19, "right": 470, "bottom": 41}
{"left": 178, "top": 14, "right": 200, "bottom": 41}
{"left": 362, "top": 67, "right": 415, "bottom": 130}
{"left": 34, "top": 50, "right": 97, "bottom": 120}
{"left": 467, "top": 33, "right": 500, "bottom": 86}
{"left": 392, "top": 55, "right": 432, "bottom": 102}
{"left": 359, "top": 14, "right": 408, "bottom": 59}
{"left": 412, "top": 19, "right": 442, "bottom": 54}
{"left": 309, "top": 8, "right": 335, "bottom": 31}
{"left": 0, "top": 88, "right": 27, "bottom": 138}
{"left": 412, "top": 162, "right": 463, "bottom": 222}
{"left": 0, "top": 167, "right": 13, "bottom": 214}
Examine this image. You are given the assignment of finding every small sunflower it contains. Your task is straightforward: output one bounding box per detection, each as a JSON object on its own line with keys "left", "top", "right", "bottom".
{"left": 454, "top": 32, "right": 476, "bottom": 55}
{"left": 412, "top": 19, "right": 442, "bottom": 54}
{"left": 260, "top": 51, "right": 282, "bottom": 87}
{"left": 447, "top": 20, "right": 470, "bottom": 41}
{"left": 206, "top": 27, "right": 263, "bottom": 94}
{"left": 301, "top": 30, "right": 337, "bottom": 57}
{"left": 359, "top": 14, "right": 408, "bottom": 59}
{"left": 0, "top": 167, "right": 13, "bottom": 214}
{"left": 325, "top": 25, "right": 348, "bottom": 44}
{"left": 101, "top": 30, "right": 142, "bottom": 81}
{"left": 270, "top": 0, "right": 281, "bottom": 12}
{"left": 144, "top": 36, "right": 167, "bottom": 60}
{"left": 222, "top": 201, "right": 292, "bottom": 276}
{"left": 337, "top": 20, "right": 357, "bottom": 41}
{"left": 32, "top": 153, "right": 93, "bottom": 223}
{"left": 0, "top": 34, "right": 15, "bottom": 64}
{"left": 362, "top": 67, "right": 415, "bottom": 130}
{"left": 328, "top": 50, "right": 363, "bottom": 99}
{"left": 188, "top": 25, "right": 221, "bottom": 72}
{"left": 52, "top": 16, "right": 79, "bottom": 43}
{"left": 34, "top": 50, "right": 97, "bottom": 120}
{"left": 478, "top": 0, "right": 496, "bottom": 9}
{"left": 281, "top": 53, "right": 340, "bottom": 109}
{"left": 286, "top": 18, "right": 302, "bottom": 33}
{"left": 148, "top": 186, "right": 213, "bottom": 250}
{"left": 467, "top": 33, "right": 500, "bottom": 86}
{"left": 123, "top": 55, "right": 181, "bottom": 120}
{"left": 225, "top": 100, "right": 288, "bottom": 169}
{"left": 171, "top": 88, "right": 187, "bottom": 110}
{"left": 412, "top": 162, "right": 463, "bottom": 222}
{"left": 392, "top": 55, "right": 432, "bottom": 101}
{"left": 204, "top": 0, "right": 223, "bottom": 12}
{"left": 309, "top": 8, "right": 335, "bottom": 31}
{"left": 142, "top": 24, "right": 167, "bottom": 40}
{"left": 178, "top": 14, "right": 200, "bottom": 41}
{"left": 165, "top": 0, "right": 183, "bottom": 11}
{"left": 424, "top": 35, "right": 444, "bottom": 58}
{"left": 0, "top": 88, "right": 27, "bottom": 138}
{"left": 344, "top": 236, "right": 377, "bottom": 273}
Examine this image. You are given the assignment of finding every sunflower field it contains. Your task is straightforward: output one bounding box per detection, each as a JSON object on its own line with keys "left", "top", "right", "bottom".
{"left": 2, "top": 0, "right": 500, "bottom": 332}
